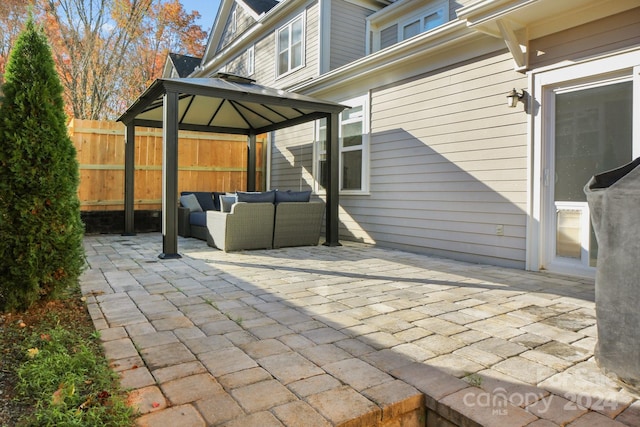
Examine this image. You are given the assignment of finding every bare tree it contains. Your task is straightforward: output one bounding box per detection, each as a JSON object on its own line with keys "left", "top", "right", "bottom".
{"left": 41, "top": 0, "right": 154, "bottom": 119}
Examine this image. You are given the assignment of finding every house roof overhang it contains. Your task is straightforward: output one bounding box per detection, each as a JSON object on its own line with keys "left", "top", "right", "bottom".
{"left": 117, "top": 75, "right": 346, "bottom": 135}
{"left": 457, "top": 0, "right": 640, "bottom": 71}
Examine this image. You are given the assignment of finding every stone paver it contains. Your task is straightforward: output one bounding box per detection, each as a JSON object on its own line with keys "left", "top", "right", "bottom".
{"left": 81, "top": 234, "right": 639, "bottom": 427}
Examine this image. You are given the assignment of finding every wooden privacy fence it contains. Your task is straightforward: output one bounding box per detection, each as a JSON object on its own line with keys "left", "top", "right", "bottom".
{"left": 69, "top": 119, "right": 265, "bottom": 211}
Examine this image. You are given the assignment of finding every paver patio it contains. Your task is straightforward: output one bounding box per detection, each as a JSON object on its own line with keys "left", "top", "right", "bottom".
{"left": 81, "top": 233, "right": 640, "bottom": 426}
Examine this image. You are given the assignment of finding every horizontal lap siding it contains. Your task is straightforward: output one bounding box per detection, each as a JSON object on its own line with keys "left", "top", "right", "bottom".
{"left": 254, "top": 34, "right": 275, "bottom": 84}
{"left": 352, "top": 51, "right": 528, "bottom": 268}
{"left": 529, "top": 7, "right": 640, "bottom": 68}
{"left": 330, "top": 0, "right": 371, "bottom": 70}
{"left": 272, "top": 2, "right": 320, "bottom": 89}
{"left": 219, "top": 5, "right": 256, "bottom": 51}
{"left": 270, "top": 122, "right": 316, "bottom": 191}
{"left": 251, "top": 1, "right": 319, "bottom": 88}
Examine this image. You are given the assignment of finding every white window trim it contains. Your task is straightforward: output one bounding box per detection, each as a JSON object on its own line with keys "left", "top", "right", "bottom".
{"left": 367, "top": 0, "right": 448, "bottom": 53}
{"left": 246, "top": 45, "right": 255, "bottom": 76}
{"left": 313, "top": 95, "right": 370, "bottom": 195}
{"left": 275, "top": 13, "right": 306, "bottom": 79}
{"left": 399, "top": 7, "right": 446, "bottom": 41}
{"left": 231, "top": 9, "right": 237, "bottom": 34}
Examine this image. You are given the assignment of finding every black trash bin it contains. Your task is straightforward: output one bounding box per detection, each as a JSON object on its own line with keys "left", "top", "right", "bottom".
{"left": 585, "top": 157, "right": 640, "bottom": 392}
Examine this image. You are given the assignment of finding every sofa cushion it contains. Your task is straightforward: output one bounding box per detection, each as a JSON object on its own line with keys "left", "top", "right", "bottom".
{"left": 181, "top": 191, "right": 216, "bottom": 211}
{"left": 237, "top": 190, "right": 276, "bottom": 203}
{"left": 180, "top": 193, "right": 203, "bottom": 212}
{"left": 220, "top": 194, "right": 237, "bottom": 212}
{"left": 275, "top": 190, "right": 312, "bottom": 203}
{"left": 189, "top": 211, "right": 207, "bottom": 227}
{"left": 193, "top": 191, "right": 216, "bottom": 211}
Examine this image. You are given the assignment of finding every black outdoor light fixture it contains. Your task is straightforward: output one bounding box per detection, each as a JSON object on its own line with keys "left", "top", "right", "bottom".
{"left": 507, "top": 88, "right": 525, "bottom": 108}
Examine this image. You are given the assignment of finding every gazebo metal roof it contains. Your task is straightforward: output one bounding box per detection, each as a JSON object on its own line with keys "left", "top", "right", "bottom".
{"left": 118, "top": 75, "right": 346, "bottom": 134}
{"left": 117, "top": 74, "right": 346, "bottom": 258}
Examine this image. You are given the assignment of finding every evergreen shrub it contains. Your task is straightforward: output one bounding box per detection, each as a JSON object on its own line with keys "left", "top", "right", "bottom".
{"left": 0, "top": 18, "right": 85, "bottom": 311}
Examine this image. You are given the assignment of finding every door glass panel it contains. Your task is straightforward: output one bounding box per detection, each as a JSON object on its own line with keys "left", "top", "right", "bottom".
{"left": 556, "top": 209, "right": 582, "bottom": 258}
{"left": 554, "top": 81, "right": 633, "bottom": 266}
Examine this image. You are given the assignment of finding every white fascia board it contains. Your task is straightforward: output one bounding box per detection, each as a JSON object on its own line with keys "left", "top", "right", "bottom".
{"left": 201, "top": 0, "right": 236, "bottom": 66}
{"left": 236, "top": 0, "right": 263, "bottom": 20}
{"left": 162, "top": 56, "right": 174, "bottom": 78}
{"left": 288, "top": 20, "right": 478, "bottom": 96}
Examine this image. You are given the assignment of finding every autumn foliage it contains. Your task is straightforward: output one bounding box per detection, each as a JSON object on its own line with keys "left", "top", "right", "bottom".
{"left": 0, "top": 0, "right": 207, "bottom": 120}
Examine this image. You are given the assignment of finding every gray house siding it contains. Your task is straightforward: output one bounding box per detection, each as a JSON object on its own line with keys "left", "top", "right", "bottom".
{"left": 270, "top": 122, "right": 316, "bottom": 191}
{"left": 269, "top": 48, "right": 528, "bottom": 269}
{"left": 208, "top": 1, "right": 322, "bottom": 89}
{"left": 529, "top": 7, "right": 640, "bottom": 69}
{"left": 253, "top": 34, "right": 276, "bottom": 84}
{"left": 329, "top": 0, "right": 373, "bottom": 70}
{"left": 218, "top": 3, "right": 257, "bottom": 52}
{"left": 224, "top": 51, "right": 250, "bottom": 76}
{"left": 347, "top": 51, "right": 528, "bottom": 268}
{"left": 273, "top": 1, "right": 320, "bottom": 89}
{"left": 221, "top": 1, "right": 320, "bottom": 89}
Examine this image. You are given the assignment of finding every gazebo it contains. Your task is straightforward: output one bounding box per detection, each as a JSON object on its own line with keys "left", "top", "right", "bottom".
{"left": 117, "top": 74, "right": 347, "bottom": 258}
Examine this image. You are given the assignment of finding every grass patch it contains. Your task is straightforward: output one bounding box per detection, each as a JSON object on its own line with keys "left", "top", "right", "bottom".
{"left": 0, "top": 284, "right": 135, "bottom": 427}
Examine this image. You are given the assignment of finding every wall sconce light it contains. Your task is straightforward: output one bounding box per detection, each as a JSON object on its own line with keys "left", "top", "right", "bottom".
{"left": 507, "top": 88, "right": 525, "bottom": 108}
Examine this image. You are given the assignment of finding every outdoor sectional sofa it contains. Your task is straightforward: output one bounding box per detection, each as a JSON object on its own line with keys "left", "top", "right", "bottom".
{"left": 178, "top": 190, "right": 325, "bottom": 251}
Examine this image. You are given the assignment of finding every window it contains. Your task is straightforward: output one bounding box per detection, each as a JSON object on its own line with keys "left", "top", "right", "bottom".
{"left": 231, "top": 9, "right": 237, "bottom": 34}
{"left": 380, "top": 25, "right": 398, "bottom": 50}
{"left": 246, "top": 45, "right": 255, "bottom": 76}
{"left": 314, "top": 96, "right": 369, "bottom": 193}
{"left": 369, "top": 0, "right": 448, "bottom": 53}
{"left": 276, "top": 14, "right": 304, "bottom": 77}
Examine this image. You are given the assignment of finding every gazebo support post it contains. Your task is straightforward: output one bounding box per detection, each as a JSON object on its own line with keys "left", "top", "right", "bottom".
{"left": 123, "top": 123, "right": 136, "bottom": 236}
{"left": 324, "top": 112, "right": 341, "bottom": 246}
{"left": 247, "top": 132, "right": 256, "bottom": 191}
{"left": 159, "top": 91, "right": 181, "bottom": 259}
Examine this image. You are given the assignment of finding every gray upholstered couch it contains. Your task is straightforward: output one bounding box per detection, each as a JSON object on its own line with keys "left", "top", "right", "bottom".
{"left": 177, "top": 191, "right": 225, "bottom": 240}
{"left": 206, "top": 202, "right": 275, "bottom": 251}
{"left": 179, "top": 190, "right": 325, "bottom": 252}
{"left": 273, "top": 201, "right": 325, "bottom": 249}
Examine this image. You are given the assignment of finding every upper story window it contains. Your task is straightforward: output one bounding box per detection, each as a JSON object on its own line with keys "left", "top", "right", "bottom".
{"left": 368, "top": 0, "right": 448, "bottom": 53}
{"left": 314, "top": 95, "right": 369, "bottom": 194}
{"left": 247, "top": 45, "right": 255, "bottom": 76}
{"left": 276, "top": 14, "right": 305, "bottom": 77}
{"left": 231, "top": 9, "right": 237, "bottom": 34}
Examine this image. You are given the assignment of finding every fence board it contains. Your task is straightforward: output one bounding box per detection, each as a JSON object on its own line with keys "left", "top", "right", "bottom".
{"left": 69, "top": 119, "right": 265, "bottom": 211}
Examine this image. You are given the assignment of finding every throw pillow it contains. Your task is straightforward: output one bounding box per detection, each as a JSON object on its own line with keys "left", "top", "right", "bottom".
{"left": 237, "top": 190, "right": 276, "bottom": 203}
{"left": 275, "top": 189, "right": 312, "bottom": 203}
{"left": 192, "top": 192, "right": 216, "bottom": 211}
{"left": 180, "top": 193, "right": 203, "bottom": 212}
{"left": 220, "top": 194, "right": 237, "bottom": 212}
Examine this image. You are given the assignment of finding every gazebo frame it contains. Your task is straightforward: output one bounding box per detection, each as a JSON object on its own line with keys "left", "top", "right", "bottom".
{"left": 118, "top": 74, "right": 346, "bottom": 258}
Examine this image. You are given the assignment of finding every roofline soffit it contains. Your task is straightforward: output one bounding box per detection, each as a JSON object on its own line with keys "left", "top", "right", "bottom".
{"left": 457, "top": 0, "right": 640, "bottom": 72}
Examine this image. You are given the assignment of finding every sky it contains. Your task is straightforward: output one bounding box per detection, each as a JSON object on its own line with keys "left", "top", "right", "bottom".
{"left": 179, "top": 0, "right": 222, "bottom": 32}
